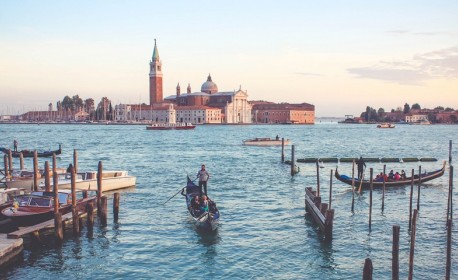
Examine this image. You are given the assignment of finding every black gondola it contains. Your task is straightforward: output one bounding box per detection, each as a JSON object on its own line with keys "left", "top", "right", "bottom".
{"left": 181, "top": 176, "right": 219, "bottom": 231}
{"left": 0, "top": 144, "right": 62, "bottom": 158}
{"left": 335, "top": 161, "right": 446, "bottom": 189}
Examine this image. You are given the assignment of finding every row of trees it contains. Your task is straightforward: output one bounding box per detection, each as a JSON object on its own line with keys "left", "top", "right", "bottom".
{"left": 56, "top": 95, "right": 113, "bottom": 121}
{"left": 360, "top": 103, "right": 457, "bottom": 123}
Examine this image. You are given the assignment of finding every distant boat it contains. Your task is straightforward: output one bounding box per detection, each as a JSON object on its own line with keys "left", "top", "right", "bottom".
{"left": 0, "top": 144, "right": 62, "bottom": 158}
{"left": 146, "top": 122, "right": 196, "bottom": 130}
{"left": 410, "top": 119, "right": 431, "bottom": 125}
{"left": 243, "top": 137, "right": 290, "bottom": 146}
{"left": 377, "top": 123, "right": 395, "bottom": 128}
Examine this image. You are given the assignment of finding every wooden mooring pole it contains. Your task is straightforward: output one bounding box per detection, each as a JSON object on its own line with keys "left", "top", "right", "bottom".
{"left": 329, "top": 169, "right": 333, "bottom": 210}
{"left": 113, "top": 193, "right": 120, "bottom": 223}
{"left": 450, "top": 140, "right": 452, "bottom": 163}
{"left": 447, "top": 166, "right": 453, "bottom": 221}
{"left": 417, "top": 166, "right": 421, "bottom": 211}
{"left": 86, "top": 202, "right": 94, "bottom": 232}
{"left": 97, "top": 161, "right": 103, "bottom": 215}
{"left": 290, "top": 145, "right": 295, "bottom": 176}
{"left": 19, "top": 152, "right": 24, "bottom": 170}
{"left": 409, "top": 169, "right": 414, "bottom": 232}
{"left": 392, "top": 225, "right": 400, "bottom": 280}
{"left": 53, "top": 165, "right": 63, "bottom": 242}
{"left": 73, "top": 149, "right": 78, "bottom": 173}
{"left": 44, "top": 161, "right": 51, "bottom": 192}
{"left": 446, "top": 218, "right": 452, "bottom": 280}
{"left": 70, "top": 164, "right": 80, "bottom": 235}
{"left": 362, "top": 258, "right": 373, "bottom": 280}
{"left": 408, "top": 209, "right": 418, "bottom": 280}
{"left": 316, "top": 159, "right": 320, "bottom": 196}
{"left": 281, "top": 138, "right": 285, "bottom": 163}
{"left": 7, "top": 150, "right": 13, "bottom": 173}
{"left": 381, "top": 164, "right": 386, "bottom": 213}
{"left": 369, "top": 168, "right": 373, "bottom": 232}
{"left": 351, "top": 160, "right": 355, "bottom": 212}
{"left": 3, "top": 154, "right": 9, "bottom": 179}
{"left": 100, "top": 196, "right": 108, "bottom": 227}
{"left": 52, "top": 154, "right": 57, "bottom": 191}
{"left": 33, "top": 150, "right": 38, "bottom": 191}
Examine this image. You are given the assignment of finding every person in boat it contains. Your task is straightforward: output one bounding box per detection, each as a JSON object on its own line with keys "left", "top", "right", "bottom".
{"left": 191, "top": 195, "right": 201, "bottom": 215}
{"left": 356, "top": 157, "right": 366, "bottom": 179}
{"left": 13, "top": 140, "right": 18, "bottom": 152}
{"left": 200, "top": 195, "right": 209, "bottom": 212}
{"left": 276, "top": 135, "right": 279, "bottom": 140}
{"left": 66, "top": 163, "right": 73, "bottom": 173}
{"left": 388, "top": 170, "right": 394, "bottom": 180}
{"left": 394, "top": 172, "right": 401, "bottom": 181}
{"left": 375, "top": 172, "right": 384, "bottom": 182}
{"left": 197, "top": 164, "right": 210, "bottom": 196}
{"left": 401, "top": 170, "right": 406, "bottom": 180}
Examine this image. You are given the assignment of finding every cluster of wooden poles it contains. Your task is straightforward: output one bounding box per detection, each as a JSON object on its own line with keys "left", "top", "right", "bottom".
{"left": 283, "top": 140, "right": 454, "bottom": 279}
{"left": 2, "top": 149, "right": 122, "bottom": 242}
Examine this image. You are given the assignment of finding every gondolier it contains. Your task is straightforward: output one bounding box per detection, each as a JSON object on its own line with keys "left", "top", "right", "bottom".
{"left": 197, "top": 164, "right": 210, "bottom": 196}
{"left": 356, "top": 156, "right": 366, "bottom": 179}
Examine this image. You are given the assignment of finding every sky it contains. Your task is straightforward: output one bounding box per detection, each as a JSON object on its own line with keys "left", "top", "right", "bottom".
{"left": 0, "top": 0, "right": 457, "bottom": 117}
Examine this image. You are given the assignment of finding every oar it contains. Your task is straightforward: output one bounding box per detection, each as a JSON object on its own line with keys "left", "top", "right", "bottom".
{"left": 163, "top": 187, "right": 185, "bottom": 205}
{"left": 358, "top": 167, "right": 366, "bottom": 194}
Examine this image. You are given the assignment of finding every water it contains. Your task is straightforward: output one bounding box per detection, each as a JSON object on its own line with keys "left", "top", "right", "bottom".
{"left": 0, "top": 123, "right": 457, "bottom": 279}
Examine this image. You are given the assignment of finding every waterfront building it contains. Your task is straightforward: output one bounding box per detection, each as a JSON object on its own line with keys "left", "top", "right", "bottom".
{"left": 251, "top": 101, "right": 315, "bottom": 124}
{"left": 405, "top": 114, "right": 429, "bottom": 123}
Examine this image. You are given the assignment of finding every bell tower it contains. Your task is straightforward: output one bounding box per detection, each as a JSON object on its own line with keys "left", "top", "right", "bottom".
{"left": 149, "top": 39, "right": 163, "bottom": 104}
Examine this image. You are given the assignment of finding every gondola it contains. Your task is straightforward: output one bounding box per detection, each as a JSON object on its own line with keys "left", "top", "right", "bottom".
{"left": 181, "top": 176, "right": 219, "bottom": 231}
{"left": 334, "top": 161, "right": 446, "bottom": 189}
{"left": 0, "top": 144, "right": 62, "bottom": 158}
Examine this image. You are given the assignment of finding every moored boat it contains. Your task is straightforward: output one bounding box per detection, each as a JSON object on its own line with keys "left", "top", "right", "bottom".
{"left": 0, "top": 144, "right": 62, "bottom": 158}
{"left": 334, "top": 161, "right": 446, "bottom": 189}
{"left": 2, "top": 168, "right": 67, "bottom": 190}
{"left": 1, "top": 190, "right": 96, "bottom": 227}
{"left": 181, "top": 176, "right": 219, "bottom": 231}
{"left": 377, "top": 123, "right": 395, "bottom": 128}
{"left": 146, "top": 122, "right": 196, "bottom": 130}
{"left": 243, "top": 137, "right": 290, "bottom": 146}
{"left": 38, "top": 171, "right": 136, "bottom": 193}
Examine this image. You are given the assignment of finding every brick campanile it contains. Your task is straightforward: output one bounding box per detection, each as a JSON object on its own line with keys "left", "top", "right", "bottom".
{"left": 149, "top": 39, "right": 163, "bottom": 104}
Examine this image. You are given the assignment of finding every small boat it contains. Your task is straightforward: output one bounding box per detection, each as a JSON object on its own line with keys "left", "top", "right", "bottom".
{"left": 0, "top": 188, "right": 27, "bottom": 220}
{"left": 37, "top": 171, "right": 136, "bottom": 193}
{"left": 243, "top": 137, "right": 290, "bottom": 146}
{"left": 146, "top": 122, "right": 196, "bottom": 130}
{"left": 377, "top": 123, "right": 395, "bottom": 128}
{"left": 0, "top": 144, "right": 62, "bottom": 158}
{"left": 1, "top": 190, "right": 96, "bottom": 227}
{"left": 181, "top": 176, "right": 219, "bottom": 231}
{"left": 2, "top": 168, "right": 67, "bottom": 190}
{"left": 334, "top": 161, "right": 446, "bottom": 189}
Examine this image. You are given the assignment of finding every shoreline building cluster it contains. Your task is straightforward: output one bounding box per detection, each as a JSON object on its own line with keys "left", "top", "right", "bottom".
{"left": 114, "top": 40, "right": 314, "bottom": 124}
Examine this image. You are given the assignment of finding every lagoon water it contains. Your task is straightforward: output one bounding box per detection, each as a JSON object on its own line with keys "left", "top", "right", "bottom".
{"left": 0, "top": 122, "right": 457, "bottom": 279}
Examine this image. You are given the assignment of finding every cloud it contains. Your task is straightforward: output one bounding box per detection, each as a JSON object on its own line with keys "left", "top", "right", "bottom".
{"left": 347, "top": 46, "right": 458, "bottom": 84}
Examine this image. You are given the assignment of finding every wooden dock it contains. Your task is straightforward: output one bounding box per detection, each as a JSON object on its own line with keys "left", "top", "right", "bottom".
{"left": 0, "top": 234, "right": 23, "bottom": 267}
{"left": 304, "top": 187, "right": 334, "bottom": 240}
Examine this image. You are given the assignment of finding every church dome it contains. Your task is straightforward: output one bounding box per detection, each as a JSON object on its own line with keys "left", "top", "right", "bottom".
{"left": 201, "top": 74, "right": 218, "bottom": 94}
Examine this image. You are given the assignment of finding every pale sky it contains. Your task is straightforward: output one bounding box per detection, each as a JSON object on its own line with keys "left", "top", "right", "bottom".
{"left": 1, "top": 0, "right": 457, "bottom": 117}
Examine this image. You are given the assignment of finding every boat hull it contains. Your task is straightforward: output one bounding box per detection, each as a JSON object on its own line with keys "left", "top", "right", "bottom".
{"left": 243, "top": 139, "right": 290, "bottom": 146}
{"left": 335, "top": 161, "right": 446, "bottom": 189}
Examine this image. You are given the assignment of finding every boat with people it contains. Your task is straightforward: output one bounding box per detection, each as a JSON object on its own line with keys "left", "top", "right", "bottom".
{"left": 37, "top": 170, "right": 136, "bottom": 192}
{"left": 181, "top": 176, "right": 219, "bottom": 231}
{"left": 0, "top": 144, "right": 62, "bottom": 158}
{"left": 1, "top": 189, "right": 96, "bottom": 227}
{"left": 334, "top": 161, "right": 446, "bottom": 189}
{"left": 377, "top": 123, "right": 395, "bottom": 128}
{"left": 243, "top": 137, "right": 290, "bottom": 146}
{"left": 146, "top": 122, "right": 196, "bottom": 130}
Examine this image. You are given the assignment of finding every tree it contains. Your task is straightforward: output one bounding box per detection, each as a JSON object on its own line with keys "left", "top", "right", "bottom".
{"left": 450, "top": 115, "right": 458, "bottom": 124}
{"left": 61, "top": 96, "right": 73, "bottom": 111}
{"left": 445, "top": 107, "right": 454, "bottom": 112}
{"left": 411, "top": 103, "right": 421, "bottom": 110}
{"left": 377, "top": 108, "right": 385, "bottom": 120}
{"left": 434, "top": 106, "right": 444, "bottom": 111}
{"left": 403, "top": 103, "right": 410, "bottom": 114}
{"left": 72, "top": 95, "right": 84, "bottom": 112}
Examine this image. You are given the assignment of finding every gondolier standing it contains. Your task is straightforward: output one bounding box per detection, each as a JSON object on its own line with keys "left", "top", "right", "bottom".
{"left": 13, "top": 140, "right": 18, "bottom": 152}
{"left": 197, "top": 164, "right": 210, "bottom": 196}
{"left": 356, "top": 156, "right": 366, "bottom": 179}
